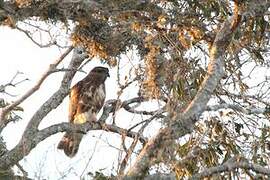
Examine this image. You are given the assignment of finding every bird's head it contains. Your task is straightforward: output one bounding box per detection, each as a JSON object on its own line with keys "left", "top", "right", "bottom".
{"left": 91, "top": 66, "right": 110, "bottom": 78}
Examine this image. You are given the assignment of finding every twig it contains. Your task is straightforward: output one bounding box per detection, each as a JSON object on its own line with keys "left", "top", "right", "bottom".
{"left": 127, "top": 112, "right": 162, "bottom": 132}
{"left": 78, "top": 58, "right": 91, "bottom": 71}
{"left": 118, "top": 134, "right": 139, "bottom": 176}
{"left": 123, "top": 104, "right": 165, "bottom": 116}
{"left": 16, "top": 26, "right": 57, "bottom": 48}
{"left": 120, "top": 96, "right": 166, "bottom": 117}
{"left": 9, "top": 71, "right": 23, "bottom": 84}
{"left": 206, "top": 103, "right": 270, "bottom": 115}
{"left": 15, "top": 162, "right": 28, "bottom": 178}
{"left": 80, "top": 133, "right": 101, "bottom": 179}
{"left": 118, "top": 115, "right": 151, "bottom": 177}
{"left": 0, "top": 71, "right": 28, "bottom": 94}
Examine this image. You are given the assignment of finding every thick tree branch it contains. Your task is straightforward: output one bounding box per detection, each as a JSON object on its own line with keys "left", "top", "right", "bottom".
{"left": 37, "top": 121, "right": 147, "bottom": 149}
{"left": 0, "top": 95, "right": 149, "bottom": 170}
{"left": 219, "top": 91, "right": 270, "bottom": 107}
{"left": 190, "top": 156, "right": 270, "bottom": 179}
{"left": 36, "top": 100, "right": 148, "bottom": 145}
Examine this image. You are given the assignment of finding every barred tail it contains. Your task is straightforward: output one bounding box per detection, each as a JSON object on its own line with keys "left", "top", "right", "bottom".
{"left": 57, "top": 132, "right": 83, "bottom": 158}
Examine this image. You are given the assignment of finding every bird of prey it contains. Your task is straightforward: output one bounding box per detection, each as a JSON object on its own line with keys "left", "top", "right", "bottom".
{"left": 57, "top": 66, "right": 109, "bottom": 157}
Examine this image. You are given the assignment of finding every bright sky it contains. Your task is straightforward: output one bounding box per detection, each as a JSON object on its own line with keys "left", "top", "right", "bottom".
{"left": 0, "top": 25, "right": 164, "bottom": 179}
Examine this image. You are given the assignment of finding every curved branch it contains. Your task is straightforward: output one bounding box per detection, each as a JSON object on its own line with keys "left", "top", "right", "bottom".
{"left": 121, "top": 97, "right": 166, "bottom": 117}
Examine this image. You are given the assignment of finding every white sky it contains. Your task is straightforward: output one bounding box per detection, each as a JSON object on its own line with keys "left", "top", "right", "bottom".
{"left": 0, "top": 26, "right": 163, "bottom": 179}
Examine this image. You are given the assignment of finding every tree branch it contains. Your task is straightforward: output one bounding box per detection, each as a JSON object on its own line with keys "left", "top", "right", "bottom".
{"left": 37, "top": 121, "right": 147, "bottom": 146}
{"left": 0, "top": 94, "right": 148, "bottom": 170}
{"left": 0, "top": 47, "right": 87, "bottom": 170}
{"left": 0, "top": 46, "right": 74, "bottom": 131}
{"left": 206, "top": 103, "right": 270, "bottom": 115}
{"left": 190, "top": 156, "right": 270, "bottom": 179}
{"left": 15, "top": 26, "right": 57, "bottom": 48}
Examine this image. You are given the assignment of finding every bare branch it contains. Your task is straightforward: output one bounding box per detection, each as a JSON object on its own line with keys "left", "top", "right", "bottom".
{"left": 0, "top": 46, "right": 73, "bottom": 130}
{"left": 0, "top": 71, "right": 28, "bottom": 95}
{"left": 118, "top": 115, "right": 152, "bottom": 177}
{"left": 16, "top": 26, "right": 57, "bottom": 48}
{"left": 118, "top": 135, "right": 139, "bottom": 177}
{"left": 38, "top": 121, "right": 147, "bottom": 147}
{"left": 123, "top": 103, "right": 165, "bottom": 117}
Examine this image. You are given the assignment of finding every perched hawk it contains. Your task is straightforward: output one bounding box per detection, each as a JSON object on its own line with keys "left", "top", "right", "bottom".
{"left": 57, "top": 66, "right": 110, "bottom": 157}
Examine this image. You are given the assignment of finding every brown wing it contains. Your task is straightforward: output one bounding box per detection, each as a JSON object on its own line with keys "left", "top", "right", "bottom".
{"left": 76, "top": 80, "right": 106, "bottom": 114}
{"left": 68, "top": 82, "right": 82, "bottom": 123}
{"left": 69, "top": 78, "right": 106, "bottom": 124}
